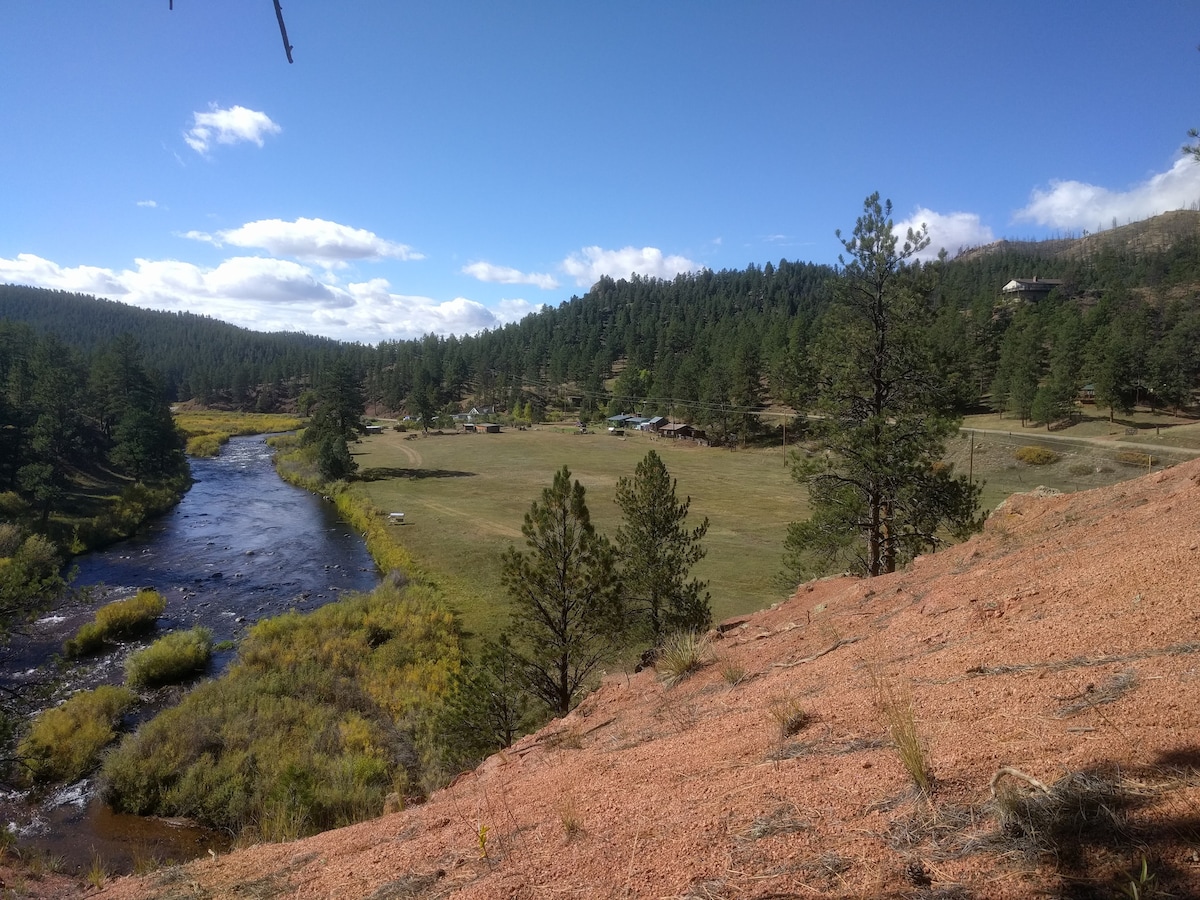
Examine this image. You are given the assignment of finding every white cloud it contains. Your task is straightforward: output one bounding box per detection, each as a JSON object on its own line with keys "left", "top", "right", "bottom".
{"left": 184, "top": 104, "right": 281, "bottom": 154}
{"left": 0, "top": 253, "right": 521, "bottom": 343}
{"left": 136, "top": 200, "right": 158, "bottom": 208}
{"left": 1014, "top": 157, "right": 1200, "bottom": 230}
{"left": 892, "top": 208, "right": 996, "bottom": 261}
{"left": 462, "top": 261, "right": 559, "bottom": 290}
{"left": 561, "top": 245, "right": 699, "bottom": 287}
{"left": 184, "top": 217, "right": 422, "bottom": 267}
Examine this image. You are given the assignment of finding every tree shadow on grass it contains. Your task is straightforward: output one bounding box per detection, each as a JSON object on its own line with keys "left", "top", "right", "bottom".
{"left": 356, "top": 467, "right": 477, "bottom": 482}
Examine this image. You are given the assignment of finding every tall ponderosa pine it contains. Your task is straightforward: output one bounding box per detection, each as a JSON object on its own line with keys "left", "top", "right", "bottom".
{"left": 501, "top": 466, "right": 622, "bottom": 716}
{"left": 787, "top": 193, "right": 982, "bottom": 579}
{"left": 614, "top": 450, "right": 711, "bottom": 641}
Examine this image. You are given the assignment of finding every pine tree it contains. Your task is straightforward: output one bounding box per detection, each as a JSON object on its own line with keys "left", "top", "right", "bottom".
{"left": 501, "top": 466, "right": 622, "bottom": 715}
{"left": 433, "top": 633, "right": 535, "bottom": 774}
{"left": 614, "top": 451, "right": 711, "bottom": 641}
{"left": 788, "top": 194, "right": 982, "bottom": 579}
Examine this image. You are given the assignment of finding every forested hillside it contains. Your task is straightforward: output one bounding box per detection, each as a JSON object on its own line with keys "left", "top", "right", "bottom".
{"left": 5, "top": 211, "right": 1200, "bottom": 434}
{"left": 0, "top": 285, "right": 353, "bottom": 410}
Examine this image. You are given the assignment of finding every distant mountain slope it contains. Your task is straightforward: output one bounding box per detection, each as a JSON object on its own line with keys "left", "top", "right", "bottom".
{"left": 0, "top": 284, "right": 350, "bottom": 402}
{"left": 956, "top": 208, "right": 1200, "bottom": 263}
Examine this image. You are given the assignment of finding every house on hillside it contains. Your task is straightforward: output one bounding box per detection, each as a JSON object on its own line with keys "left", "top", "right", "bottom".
{"left": 1001, "top": 276, "right": 1064, "bottom": 301}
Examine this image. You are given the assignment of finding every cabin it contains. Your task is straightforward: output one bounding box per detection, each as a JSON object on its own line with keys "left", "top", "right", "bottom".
{"left": 1001, "top": 276, "right": 1065, "bottom": 301}
{"left": 660, "top": 423, "right": 697, "bottom": 439}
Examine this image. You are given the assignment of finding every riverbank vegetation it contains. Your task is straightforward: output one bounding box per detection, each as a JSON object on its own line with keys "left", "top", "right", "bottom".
{"left": 63, "top": 589, "right": 166, "bottom": 658}
{"left": 124, "top": 626, "right": 214, "bottom": 688}
{"left": 18, "top": 685, "right": 136, "bottom": 786}
{"left": 101, "top": 578, "right": 461, "bottom": 840}
{"left": 174, "top": 410, "right": 305, "bottom": 457}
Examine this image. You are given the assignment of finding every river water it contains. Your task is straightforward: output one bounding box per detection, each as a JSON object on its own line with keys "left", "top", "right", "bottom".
{"left": 1, "top": 435, "right": 379, "bottom": 874}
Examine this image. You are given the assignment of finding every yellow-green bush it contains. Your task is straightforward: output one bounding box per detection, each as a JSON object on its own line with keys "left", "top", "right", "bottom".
{"left": 101, "top": 579, "right": 462, "bottom": 839}
{"left": 1117, "top": 450, "right": 1155, "bottom": 468}
{"left": 64, "top": 589, "right": 167, "bottom": 657}
{"left": 19, "top": 685, "right": 137, "bottom": 785}
{"left": 185, "top": 433, "right": 228, "bottom": 457}
{"left": 1013, "top": 445, "right": 1059, "bottom": 466}
{"left": 125, "top": 627, "right": 213, "bottom": 688}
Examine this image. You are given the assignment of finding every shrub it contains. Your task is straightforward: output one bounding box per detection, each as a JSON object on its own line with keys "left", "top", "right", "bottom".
{"left": 98, "top": 589, "right": 166, "bottom": 634}
{"left": 1013, "top": 446, "right": 1059, "bottom": 466}
{"left": 63, "top": 622, "right": 107, "bottom": 658}
{"left": 18, "top": 685, "right": 137, "bottom": 785}
{"left": 1, "top": 534, "right": 66, "bottom": 631}
{"left": 64, "top": 589, "right": 166, "bottom": 657}
{"left": 655, "top": 631, "right": 714, "bottom": 687}
{"left": 0, "top": 522, "right": 22, "bottom": 557}
{"left": 1068, "top": 463, "right": 1093, "bottom": 477}
{"left": 1117, "top": 450, "right": 1155, "bottom": 468}
{"left": 102, "top": 579, "right": 462, "bottom": 839}
{"left": 125, "top": 627, "right": 213, "bottom": 688}
{"left": 185, "top": 433, "right": 228, "bottom": 457}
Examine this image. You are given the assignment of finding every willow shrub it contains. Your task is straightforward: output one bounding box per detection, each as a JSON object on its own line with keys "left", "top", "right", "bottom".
{"left": 64, "top": 589, "right": 167, "bottom": 658}
{"left": 185, "top": 433, "right": 227, "bottom": 457}
{"left": 19, "top": 685, "right": 137, "bottom": 785}
{"left": 125, "top": 627, "right": 213, "bottom": 688}
{"left": 101, "top": 578, "right": 462, "bottom": 840}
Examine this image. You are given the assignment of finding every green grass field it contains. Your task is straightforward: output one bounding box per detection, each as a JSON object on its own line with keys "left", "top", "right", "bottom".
{"left": 347, "top": 414, "right": 1200, "bottom": 641}
{"left": 349, "top": 427, "right": 802, "bottom": 637}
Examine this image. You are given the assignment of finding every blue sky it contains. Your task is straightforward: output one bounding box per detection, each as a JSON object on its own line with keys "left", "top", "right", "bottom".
{"left": 2, "top": 1, "right": 1198, "bottom": 344}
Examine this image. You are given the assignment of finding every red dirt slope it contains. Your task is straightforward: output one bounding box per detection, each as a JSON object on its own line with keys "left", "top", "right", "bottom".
{"left": 98, "top": 460, "right": 1200, "bottom": 899}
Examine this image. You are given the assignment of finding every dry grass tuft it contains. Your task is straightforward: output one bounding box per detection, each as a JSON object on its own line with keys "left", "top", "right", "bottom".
{"left": 1056, "top": 669, "right": 1138, "bottom": 717}
{"left": 656, "top": 631, "right": 716, "bottom": 687}
{"left": 558, "top": 795, "right": 584, "bottom": 840}
{"left": 767, "top": 693, "right": 813, "bottom": 745}
{"left": 870, "top": 670, "right": 932, "bottom": 795}
{"left": 716, "top": 656, "right": 748, "bottom": 686}
{"left": 742, "top": 803, "right": 811, "bottom": 840}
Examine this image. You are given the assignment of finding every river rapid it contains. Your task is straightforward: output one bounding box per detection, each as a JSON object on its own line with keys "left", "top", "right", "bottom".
{"left": 1, "top": 435, "right": 379, "bottom": 874}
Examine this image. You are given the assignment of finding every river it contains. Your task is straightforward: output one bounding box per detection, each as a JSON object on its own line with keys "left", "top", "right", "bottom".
{"left": 1, "top": 435, "right": 379, "bottom": 874}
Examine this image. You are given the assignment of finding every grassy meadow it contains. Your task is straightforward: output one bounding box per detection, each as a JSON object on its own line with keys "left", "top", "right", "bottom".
{"left": 346, "top": 414, "right": 1200, "bottom": 642}
{"left": 348, "top": 427, "right": 802, "bottom": 638}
